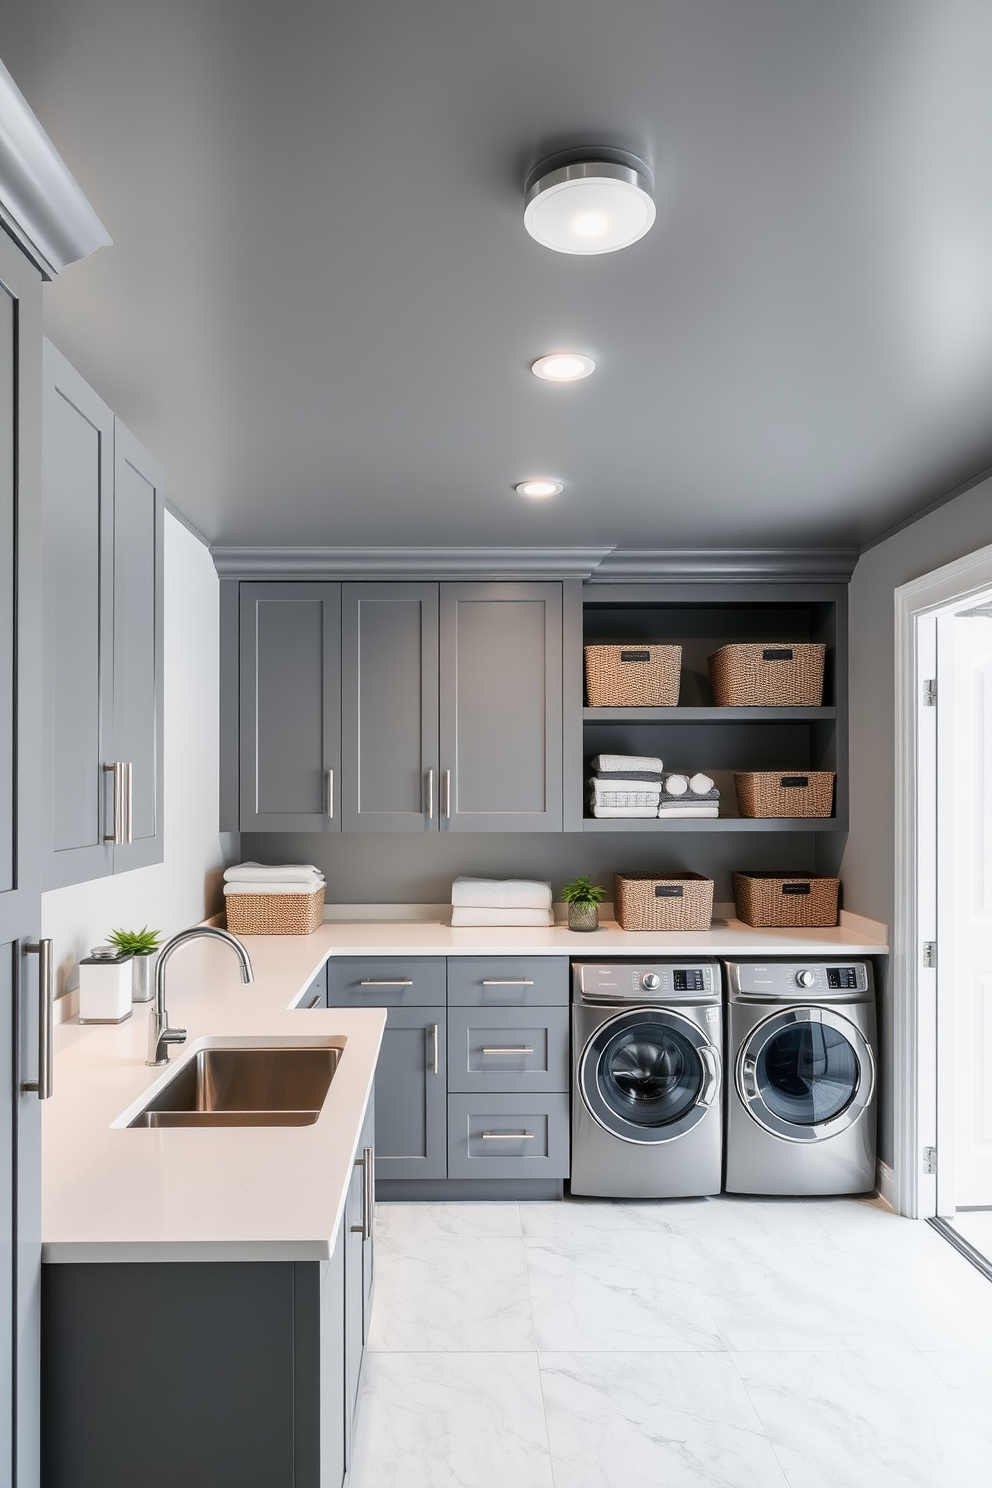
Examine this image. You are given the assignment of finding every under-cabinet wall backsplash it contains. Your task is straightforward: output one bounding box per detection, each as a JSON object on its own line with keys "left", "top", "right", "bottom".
{"left": 240, "top": 832, "right": 842, "bottom": 905}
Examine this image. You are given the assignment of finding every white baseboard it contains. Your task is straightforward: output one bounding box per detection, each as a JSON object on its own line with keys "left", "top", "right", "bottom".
{"left": 875, "top": 1160, "right": 896, "bottom": 1211}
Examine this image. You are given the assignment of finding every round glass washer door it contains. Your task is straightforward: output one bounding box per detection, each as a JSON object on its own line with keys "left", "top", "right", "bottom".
{"left": 579, "top": 1007, "right": 720, "bottom": 1145}
{"left": 736, "top": 1006, "right": 875, "bottom": 1143}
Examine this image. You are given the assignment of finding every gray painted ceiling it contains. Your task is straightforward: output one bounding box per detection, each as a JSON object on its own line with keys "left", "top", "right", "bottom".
{"left": 4, "top": 0, "right": 992, "bottom": 550}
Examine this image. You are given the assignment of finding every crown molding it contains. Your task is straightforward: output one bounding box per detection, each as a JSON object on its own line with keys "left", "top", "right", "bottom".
{"left": 211, "top": 546, "right": 616, "bottom": 580}
{"left": 588, "top": 548, "right": 860, "bottom": 583}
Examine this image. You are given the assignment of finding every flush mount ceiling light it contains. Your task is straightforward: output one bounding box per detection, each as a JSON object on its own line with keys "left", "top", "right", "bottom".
{"left": 524, "top": 154, "right": 655, "bottom": 255}
{"left": 515, "top": 478, "right": 564, "bottom": 499}
{"left": 531, "top": 352, "right": 596, "bottom": 382}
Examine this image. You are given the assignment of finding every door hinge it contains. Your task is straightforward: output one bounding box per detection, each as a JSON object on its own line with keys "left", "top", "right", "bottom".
{"left": 923, "top": 1146, "right": 937, "bottom": 1175}
{"left": 923, "top": 941, "right": 937, "bottom": 969}
{"left": 923, "top": 678, "right": 937, "bottom": 706}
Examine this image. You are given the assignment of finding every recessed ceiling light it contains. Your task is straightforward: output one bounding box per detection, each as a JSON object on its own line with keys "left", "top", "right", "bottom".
{"left": 515, "top": 479, "right": 563, "bottom": 499}
{"left": 531, "top": 353, "right": 596, "bottom": 382}
{"left": 524, "top": 156, "right": 655, "bottom": 256}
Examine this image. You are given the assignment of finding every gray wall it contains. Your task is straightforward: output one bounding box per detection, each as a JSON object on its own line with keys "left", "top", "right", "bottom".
{"left": 843, "top": 471, "right": 992, "bottom": 1166}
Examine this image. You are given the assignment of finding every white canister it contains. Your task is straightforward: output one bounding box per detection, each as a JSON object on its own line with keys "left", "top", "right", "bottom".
{"left": 78, "top": 948, "right": 133, "bottom": 1023}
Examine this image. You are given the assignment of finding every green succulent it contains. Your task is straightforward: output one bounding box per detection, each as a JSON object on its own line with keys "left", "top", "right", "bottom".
{"left": 107, "top": 926, "right": 161, "bottom": 956}
{"left": 560, "top": 875, "right": 606, "bottom": 906}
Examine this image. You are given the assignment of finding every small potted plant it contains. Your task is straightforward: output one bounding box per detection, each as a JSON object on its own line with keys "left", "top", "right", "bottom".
{"left": 107, "top": 926, "right": 161, "bottom": 1003}
{"left": 561, "top": 875, "right": 606, "bottom": 932}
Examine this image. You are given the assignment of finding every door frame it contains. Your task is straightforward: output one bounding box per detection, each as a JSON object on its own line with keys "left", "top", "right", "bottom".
{"left": 894, "top": 539, "right": 992, "bottom": 1218}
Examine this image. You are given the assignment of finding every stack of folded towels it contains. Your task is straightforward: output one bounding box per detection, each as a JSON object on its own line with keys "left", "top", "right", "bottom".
{"left": 589, "top": 753, "right": 664, "bottom": 818}
{"left": 658, "top": 772, "right": 720, "bottom": 819}
{"left": 450, "top": 877, "right": 553, "bottom": 927}
{"left": 223, "top": 862, "right": 326, "bottom": 896}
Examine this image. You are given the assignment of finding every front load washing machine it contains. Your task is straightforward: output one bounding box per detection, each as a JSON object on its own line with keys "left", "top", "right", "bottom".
{"left": 724, "top": 960, "right": 877, "bottom": 1195}
{"left": 570, "top": 961, "right": 723, "bottom": 1198}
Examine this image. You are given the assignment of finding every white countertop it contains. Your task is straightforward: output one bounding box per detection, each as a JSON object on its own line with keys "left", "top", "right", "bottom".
{"left": 43, "top": 909, "right": 886, "bottom": 1264}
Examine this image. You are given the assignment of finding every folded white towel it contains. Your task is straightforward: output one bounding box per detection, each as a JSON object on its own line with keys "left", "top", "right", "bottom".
{"left": 663, "top": 773, "right": 690, "bottom": 796}
{"left": 689, "top": 773, "right": 715, "bottom": 795}
{"left": 590, "top": 805, "right": 660, "bottom": 818}
{"left": 656, "top": 805, "right": 719, "bottom": 818}
{"left": 591, "top": 777, "right": 662, "bottom": 795}
{"left": 451, "top": 877, "right": 552, "bottom": 910}
{"left": 224, "top": 881, "right": 326, "bottom": 896}
{"left": 450, "top": 907, "right": 554, "bottom": 927}
{"left": 591, "top": 754, "right": 663, "bottom": 776}
{"left": 224, "top": 862, "right": 324, "bottom": 884}
{"left": 591, "top": 790, "right": 662, "bottom": 809}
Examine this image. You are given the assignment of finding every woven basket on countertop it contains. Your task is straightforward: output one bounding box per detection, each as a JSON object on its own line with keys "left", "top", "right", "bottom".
{"left": 585, "top": 644, "right": 681, "bottom": 707}
{"left": 734, "top": 771, "right": 835, "bottom": 819}
{"left": 224, "top": 887, "right": 325, "bottom": 936}
{"left": 708, "top": 643, "right": 826, "bottom": 707}
{"left": 614, "top": 872, "right": 714, "bottom": 931}
{"left": 732, "top": 871, "right": 839, "bottom": 927}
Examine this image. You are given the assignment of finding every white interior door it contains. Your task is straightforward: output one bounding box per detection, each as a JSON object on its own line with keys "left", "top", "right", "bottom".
{"left": 944, "top": 608, "right": 992, "bottom": 1207}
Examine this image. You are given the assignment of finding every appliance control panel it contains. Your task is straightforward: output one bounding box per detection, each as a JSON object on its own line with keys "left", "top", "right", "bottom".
{"left": 726, "top": 961, "right": 873, "bottom": 998}
{"left": 573, "top": 961, "right": 721, "bottom": 1004}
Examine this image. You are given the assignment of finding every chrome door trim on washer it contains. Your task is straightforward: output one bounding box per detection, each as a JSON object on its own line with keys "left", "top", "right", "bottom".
{"left": 735, "top": 1005, "right": 875, "bottom": 1144}
{"left": 578, "top": 1006, "right": 720, "bottom": 1146}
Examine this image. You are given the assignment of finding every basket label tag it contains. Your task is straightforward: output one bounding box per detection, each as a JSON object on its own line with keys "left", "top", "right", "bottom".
{"left": 654, "top": 884, "right": 684, "bottom": 897}
{"left": 763, "top": 648, "right": 794, "bottom": 661}
{"left": 620, "top": 650, "right": 651, "bottom": 662}
{"left": 781, "top": 776, "right": 809, "bottom": 787}
{"left": 782, "top": 882, "right": 811, "bottom": 895}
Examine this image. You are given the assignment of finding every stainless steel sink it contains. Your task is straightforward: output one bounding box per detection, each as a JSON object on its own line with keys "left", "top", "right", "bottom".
{"left": 127, "top": 1046, "right": 340, "bottom": 1128}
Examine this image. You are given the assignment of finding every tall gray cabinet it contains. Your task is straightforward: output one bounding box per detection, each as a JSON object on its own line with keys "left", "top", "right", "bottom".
{"left": 41, "top": 343, "right": 164, "bottom": 889}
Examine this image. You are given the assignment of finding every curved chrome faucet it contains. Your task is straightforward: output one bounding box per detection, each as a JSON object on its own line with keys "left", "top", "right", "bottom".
{"left": 147, "top": 925, "right": 254, "bottom": 1066}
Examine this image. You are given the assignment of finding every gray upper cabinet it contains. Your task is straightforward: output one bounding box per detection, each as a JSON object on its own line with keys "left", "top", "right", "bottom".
{"left": 340, "top": 583, "right": 438, "bottom": 832}
{"left": 439, "top": 583, "right": 562, "bottom": 832}
{"left": 239, "top": 583, "right": 341, "bottom": 833}
{"left": 42, "top": 342, "right": 164, "bottom": 890}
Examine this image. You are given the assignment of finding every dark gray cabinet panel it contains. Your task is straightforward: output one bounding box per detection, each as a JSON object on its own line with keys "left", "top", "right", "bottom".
{"left": 326, "top": 956, "right": 446, "bottom": 1008}
{"left": 111, "top": 420, "right": 164, "bottom": 873}
{"left": 439, "top": 583, "right": 562, "bottom": 831}
{"left": 447, "top": 1005, "right": 569, "bottom": 1094}
{"left": 447, "top": 1093, "right": 570, "bottom": 1180}
{"left": 373, "top": 1006, "right": 446, "bottom": 1181}
{"left": 41, "top": 342, "right": 114, "bottom": 887}
{"left": 345, "top": 1098, "right": 374, "bottom": 1473}
{"left": 341, "top": 583, "right": 439, "bottom": 832}
{"left": 239, "top": 583, "right": 341, "bottom": 832}
{"left": 447, "top": 956, "right": 569, "bottom": 1006}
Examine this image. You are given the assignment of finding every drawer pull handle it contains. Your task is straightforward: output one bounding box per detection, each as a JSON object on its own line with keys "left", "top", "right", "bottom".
{"left": 481, "top": 1046, "right": 534, "bottom": 1054}
{"left": 306, "top": 992, "right": 323, "bottom": 1009}
{"left": 482, "top": 980, "right": 535, "bottom": 986}
{"left": 360, "top": 979, "right": 414, "bottom": 986}
{"left": 431, "top": 1022, "right": 439, "bottom": 1075}
{"left": 481, "top": 1130, "right": 535, "bottom": 1140}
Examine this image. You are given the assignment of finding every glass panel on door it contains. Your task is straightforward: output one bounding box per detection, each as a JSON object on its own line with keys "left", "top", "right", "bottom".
{"left": 597, "top": 1023, "right": 703, "bottom": 1128}
{"left": 756, "top": 1024, "right": 859, "bottom": 1126}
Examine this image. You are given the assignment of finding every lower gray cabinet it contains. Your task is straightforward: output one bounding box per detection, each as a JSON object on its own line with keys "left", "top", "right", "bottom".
{"left": 447, "top": 1093, "right": 570, "bottom": 1180}
{"left": 345, "top": 1099, "right": 374, "bottom": 1473}
{"left": 447, "top": 1005, "right": 569, "bottom": 1093}
{"left": 373, "top": 1007, "right": 446, "bottom": 1180}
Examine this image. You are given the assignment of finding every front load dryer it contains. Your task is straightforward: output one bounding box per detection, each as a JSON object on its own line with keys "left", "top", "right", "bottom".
{"left": 724, "top": 960, "right": 877, "bottom": 1195}
{"left": 570, "top": 961, "right": 723, "bottom": 1198}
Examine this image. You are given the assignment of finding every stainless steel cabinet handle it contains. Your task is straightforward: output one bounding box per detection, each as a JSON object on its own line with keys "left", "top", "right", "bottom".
{"left": 443, "top": 769, "right": 451, "bottom": 819}
{"left": 427, "top": 768, "right": 434, "bottom": 820}
{"left": 326, "top": 769, "right": 334, "bottom": 819}
{"left": 22, "top": 939, "right": 54, "bottom": 1100}
{"left": 481, "top": 1046, "right": 534, "bottom": 1054}
{"left": 360, "top": 979, "right": 413, "bottom": 987}
{"left": 482, "top": 980, "right": 535, "bottom": 986}
{"left": 430, "top": 1022, "right": 439, "bottom": 1074}
{"left": 306, "top": 992, "right": 323, "bottom": 1009}
{"left": 103, "top": 762, "right": 133, "bottom": 845}
{"left": 481, "top": 1131, "right": 534, "bottom": 1140}
{"left": 350, "top": 1145, "right": 374, "bottom": 1239}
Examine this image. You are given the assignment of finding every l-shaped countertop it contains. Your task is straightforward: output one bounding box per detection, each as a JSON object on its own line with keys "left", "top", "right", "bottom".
{"left": 42, "top": 911, "right": 888, "bottom": 1264}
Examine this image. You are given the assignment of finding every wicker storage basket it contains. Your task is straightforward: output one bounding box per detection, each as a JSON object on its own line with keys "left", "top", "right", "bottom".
{"left": 585, "top": 645, "right": 681, "bottom": 707}
{"left": 734, "top": 771, "right": 835, "bottom": 819}
{"left": 225, "top": 887, "right": 325, "bottom": 936}
{"left": 732, "top": 871, "right": 839, "bottom": 927}
{"left": 708, "top": 643, "right": 825, "bottom": 707}
{"left": 613, "top": 872, "right": 714, "bottom": 931}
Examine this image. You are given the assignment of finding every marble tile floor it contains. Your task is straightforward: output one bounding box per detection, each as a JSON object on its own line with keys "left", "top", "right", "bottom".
{"left": 350, "top": 1194, "right": 992, "bottom": 1488}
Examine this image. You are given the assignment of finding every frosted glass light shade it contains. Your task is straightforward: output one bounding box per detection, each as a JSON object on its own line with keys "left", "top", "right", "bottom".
{"left": 524, "top": 160, "right": 655, "bottom": 256}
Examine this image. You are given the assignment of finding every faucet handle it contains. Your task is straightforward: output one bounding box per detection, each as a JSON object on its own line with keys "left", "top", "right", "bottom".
{"left": 162, "top": 1026, "right": 187, "bottom": 1046}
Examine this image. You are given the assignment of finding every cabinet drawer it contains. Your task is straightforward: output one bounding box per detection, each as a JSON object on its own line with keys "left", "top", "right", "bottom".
{"left": 446, "top": 957, "right": 568, "bottom": 1006}
{"left": 446, "top": 1006, "right": 569, "bottom": 1093}
{"left": 327, "top": 957, "right": 446, "bottom": 1007}
{"left": 447, "top": 1093, "right": 569, "bottom": 1179}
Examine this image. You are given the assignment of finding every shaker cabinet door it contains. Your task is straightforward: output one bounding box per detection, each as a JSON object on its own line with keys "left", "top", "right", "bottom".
{"left": 373, "top": 1007, "right": 447, "bottom": 1181}
{"left": 239, "top": 583, "right": 341, "bottom": 832}
{"left": 340, "top": 583, "right": 439, "bottom": 831}
{"left": 439, "top": 583, "right": 562, "bottom": 831}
